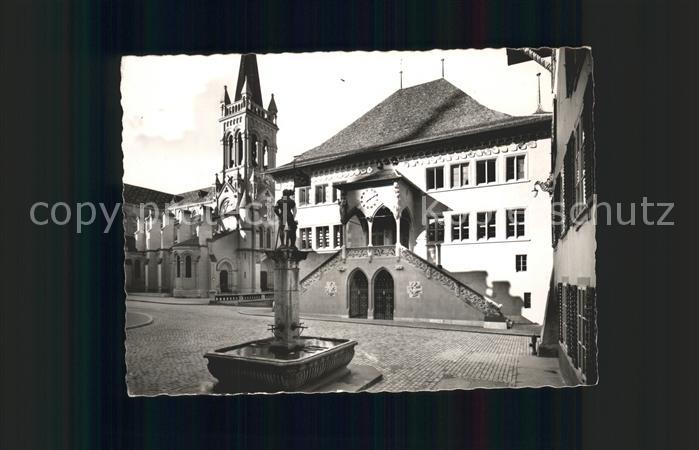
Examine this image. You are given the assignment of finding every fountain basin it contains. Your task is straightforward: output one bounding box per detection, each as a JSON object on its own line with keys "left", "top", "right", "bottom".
{"left": 204, "top": 336, "right": 357, "bottom": 393}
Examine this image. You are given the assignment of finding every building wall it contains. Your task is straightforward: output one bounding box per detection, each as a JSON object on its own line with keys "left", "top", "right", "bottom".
{"left": 539, "top": 48, "right": 597, "bottom": 385}
{"left": 278, "top": 136, "right": 552, "bottom": 324}
{"left": 398, "top": 137, "right": 553, "bottom": 323}
{"left": 299, "top": 252, "right": 486, "bottom": 325}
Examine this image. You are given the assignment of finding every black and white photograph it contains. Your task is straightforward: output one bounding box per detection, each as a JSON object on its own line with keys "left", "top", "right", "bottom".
{"left": 122, "top": 48, "right": 597, "bottom": 395}
{"left": 5, "top": 0, "right": 698, "bottom": 448}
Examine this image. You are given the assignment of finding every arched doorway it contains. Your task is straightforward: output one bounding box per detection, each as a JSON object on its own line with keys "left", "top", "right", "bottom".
{"left": 371, "top": 206, "right": 396, "bottom": 246}
{"left": 348, "top": 270, "right": 368, "bottom": 318}
{"left": 219, "top": 270, "right": 229, "bottom": 292}
{"left": 373, "top": 269, "right": 394, "bottom": 320}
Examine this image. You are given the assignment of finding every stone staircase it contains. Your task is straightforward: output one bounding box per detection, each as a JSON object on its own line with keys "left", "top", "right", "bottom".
{"left": 299, "top": 245, "right": 504, "bottom": 319}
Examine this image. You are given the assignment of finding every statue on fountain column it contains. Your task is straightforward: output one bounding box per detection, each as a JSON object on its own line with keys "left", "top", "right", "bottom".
{"left": 274, "top": 189, "right": 298, "bottom": 249}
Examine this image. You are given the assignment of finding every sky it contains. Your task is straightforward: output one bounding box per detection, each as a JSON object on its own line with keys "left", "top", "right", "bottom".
{"left": 121, "top": 49, "right": 552, "bottom": 194}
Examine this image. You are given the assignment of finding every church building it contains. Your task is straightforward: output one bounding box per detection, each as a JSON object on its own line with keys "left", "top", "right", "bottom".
{"left": 124, "top": 53, "right": 554, "bottom": 327}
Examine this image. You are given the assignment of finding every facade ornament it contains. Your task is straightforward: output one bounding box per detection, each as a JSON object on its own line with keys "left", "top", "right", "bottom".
{"left": 533, "top": 174, "right": 555, "bottom": 197}
{"left": 324, "top": 281, "right": 337, "bottom": 297}
{"left": 407, "top": 281, "right": 423, "bottom": 298}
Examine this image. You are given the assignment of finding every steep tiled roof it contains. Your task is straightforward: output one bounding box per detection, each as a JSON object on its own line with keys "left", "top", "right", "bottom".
{"left": 123, "top": 184, "right": 176, "bottom": 208}
{"left": 173, "top": 237, "right": 201, "bottom": 247}
{"left": 169, "top": 186, "right": 216, "bottom": 208}
{"left": 278, "top": 78, "right": 533, "bottom": 168}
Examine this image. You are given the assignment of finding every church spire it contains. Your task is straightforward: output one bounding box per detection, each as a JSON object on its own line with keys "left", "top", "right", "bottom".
{"left": 222, "top": 85, "right": 231, "bottom": 105}
{"left": 267, "top": 93, "right": 277, "bottom": 114}
{"left": 234, "top": 54, "right": 263, "bottom": 106}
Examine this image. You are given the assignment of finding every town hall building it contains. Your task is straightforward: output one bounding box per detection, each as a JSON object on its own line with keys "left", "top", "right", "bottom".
{"left": 124, "top": 54, "right": 553, "bottom": 326}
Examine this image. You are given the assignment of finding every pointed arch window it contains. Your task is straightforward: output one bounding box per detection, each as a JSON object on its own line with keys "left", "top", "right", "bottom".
{"left": 227, "top": 134, "right": 234, "bottom": 168}
{"left": 236, "top": 133, "right": 244, "bottom": 165}
{"left": 262, "top": 141, "right": 269, "bottom": 169}
{"left": 250, "top": 135, "right": 258, "bottom": 167}
{"left": 185, "top": 255, "right": 192, "bottom": 278}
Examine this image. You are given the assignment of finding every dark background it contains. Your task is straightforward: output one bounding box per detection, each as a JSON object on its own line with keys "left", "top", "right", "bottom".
{"left": 1, "top": 0, "right": 695, "bottom": 448}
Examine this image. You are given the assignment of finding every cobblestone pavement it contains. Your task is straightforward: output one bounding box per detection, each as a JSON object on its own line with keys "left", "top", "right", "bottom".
{"left": 126, "top": 302, "right": 556, "bottom": 395}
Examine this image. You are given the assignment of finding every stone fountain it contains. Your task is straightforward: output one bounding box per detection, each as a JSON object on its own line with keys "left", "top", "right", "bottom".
{"left": 204, "top": 190, "right": 373, "bottom": 393}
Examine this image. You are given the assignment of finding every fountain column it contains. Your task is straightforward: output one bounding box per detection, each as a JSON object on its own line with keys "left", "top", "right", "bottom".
{"left": 266, "top": 248, "right": 308, "bottom": 350}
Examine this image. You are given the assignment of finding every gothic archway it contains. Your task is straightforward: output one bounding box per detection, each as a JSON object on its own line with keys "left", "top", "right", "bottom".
{"left": 219, "top": 269, "right": 229, "bottom": 292}
{"left": 348, "top": 269, "right": 368, "bottom": 318}
{"left": 373, "top": 269, "right": 394, "bottom": 320}
{"left": 371, "top": 206, "right": 396, "bottom": 246}
{"left": 345, "top": 209, "right": 368, "bottom": 247}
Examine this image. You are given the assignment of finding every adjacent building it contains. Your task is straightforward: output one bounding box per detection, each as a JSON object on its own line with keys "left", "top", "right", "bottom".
{"left": 509, "top": 47, "right": 597, "bottom": 384}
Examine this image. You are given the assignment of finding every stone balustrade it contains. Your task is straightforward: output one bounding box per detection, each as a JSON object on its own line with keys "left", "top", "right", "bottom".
{"left": 211, "top": 292, "right": 275, "bottom": 306}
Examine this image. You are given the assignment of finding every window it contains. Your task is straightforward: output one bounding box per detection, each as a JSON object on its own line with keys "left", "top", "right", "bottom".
{"left": 516, "top": 254, "right": 527, "bottom": 272}
{"left": 582, "top": 81, "right": 595, "bottom": 205}
{"left": 316, "top": 226, "right": 330, "bottom": 248}
{"left": 258, "top": 227, "right": 265, "bottom": 247}
{"left": 175, "top": 255, "right": 181, "bottom": 278}
{"left": 333, "top": 224, "right": 343, "bottom": 248}
{"left": 227, "top": 135, "right": 234, "bottom": 168}
{"left": 250, "top": 135, "right": 258, "bottom": 167}
{"left": 476, "top": 211, "right": 496, "bottom": 240}
{"left": 298, "top": 187, "right": 310, "bottom": 206}
{"left": 564, "top": 139, "right": 574, "bottom": 229}
{"left": 577, "top": 289, "right": 587, "bottom": 373}
{"left": 573, "top": 121, "right": 586, "bottom": 207}
{"left": 236, "top": 133, "right": 244, "bottom": 165}
{"left": 506, "top": 155, "right": 526, "bottom": 181}
{"left": 450, "top": 163, "right": 469, "bottom": 188}
{"left": 332, "top": 186, "right": 340, "bottom": 203}
{"left": 266, "top": 228, "right": 272, "bottom": 248}
{"left": 427, "top": 215, "right": 444, "bottom": 242}
{"left": 524, "top": 292, "right": 531, "bottom": 308}
{"left": 426, "top": 166, "right": 444, "bottom": 190}
{"left": 315, "top": 184, "right": 327, "bottom": 204}
{"left": 262, "top": 141, "right": 269, "bottom": 169}
{"left": 134, "top": 259, "right": 141, "bottom": 279}
{"left": 476, "top": 159, "right": 496, "bottom": 185}
{"left": 506, "top": 208, "right": 526, "bottom": 238}
{"left": 299, "top": 228, "right": 312, "bottom": 249}
{"left": 451, "top": 213, "right": 469, "bottom": 241}
{"left": 553, "top": 173, "right": 563, "bottom": 247}
{"left": 185, "top": 255, "right": 192, "bottom": 278}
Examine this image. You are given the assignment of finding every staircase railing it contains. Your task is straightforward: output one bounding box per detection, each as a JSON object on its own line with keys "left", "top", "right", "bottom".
{"left": 397, "top": 246, "right": 504, "bottom": 318}
{"left": 211, "top": 292, "right": 275, "bottom": 306}
{"left": 299, "top": 250, "right": 342, "bottom": 292}
{"left": 297, "top": 244, "right": 503, "bottom": 318}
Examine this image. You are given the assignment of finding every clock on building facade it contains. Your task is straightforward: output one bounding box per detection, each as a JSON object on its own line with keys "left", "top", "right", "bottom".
{"left": 359, "top": 188, "right": 381, "bottom": 211}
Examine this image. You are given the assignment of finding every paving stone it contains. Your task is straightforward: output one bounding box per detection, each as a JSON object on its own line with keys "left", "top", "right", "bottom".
{"left": 126, "top": 302, "right": 554, "bottom": 395}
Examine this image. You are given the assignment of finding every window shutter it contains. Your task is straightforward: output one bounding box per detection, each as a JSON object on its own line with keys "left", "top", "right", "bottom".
{"left": 585, "top": 286, "right": 598, "bottom": 383}
{"left": 566, "top": 284, "right": 577, "bottom": 362}
{"left": 563, "top": 145, "right": 575, "bottom": 230}
{"left": 583, "top": 83, "right": 595, "bottom": 204}
{"left": 552, "top": 175, "right": 562, "bottom": 247}
{"left": 557, "top": 283, "right": 564, "bottom": 342}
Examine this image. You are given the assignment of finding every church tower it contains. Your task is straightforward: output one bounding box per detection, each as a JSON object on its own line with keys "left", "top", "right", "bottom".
{"left": 216, "top": 54, "right": 279, "bottom": 224}
{"left": 215, "top": 54, "right": 279, "bottom": 293}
